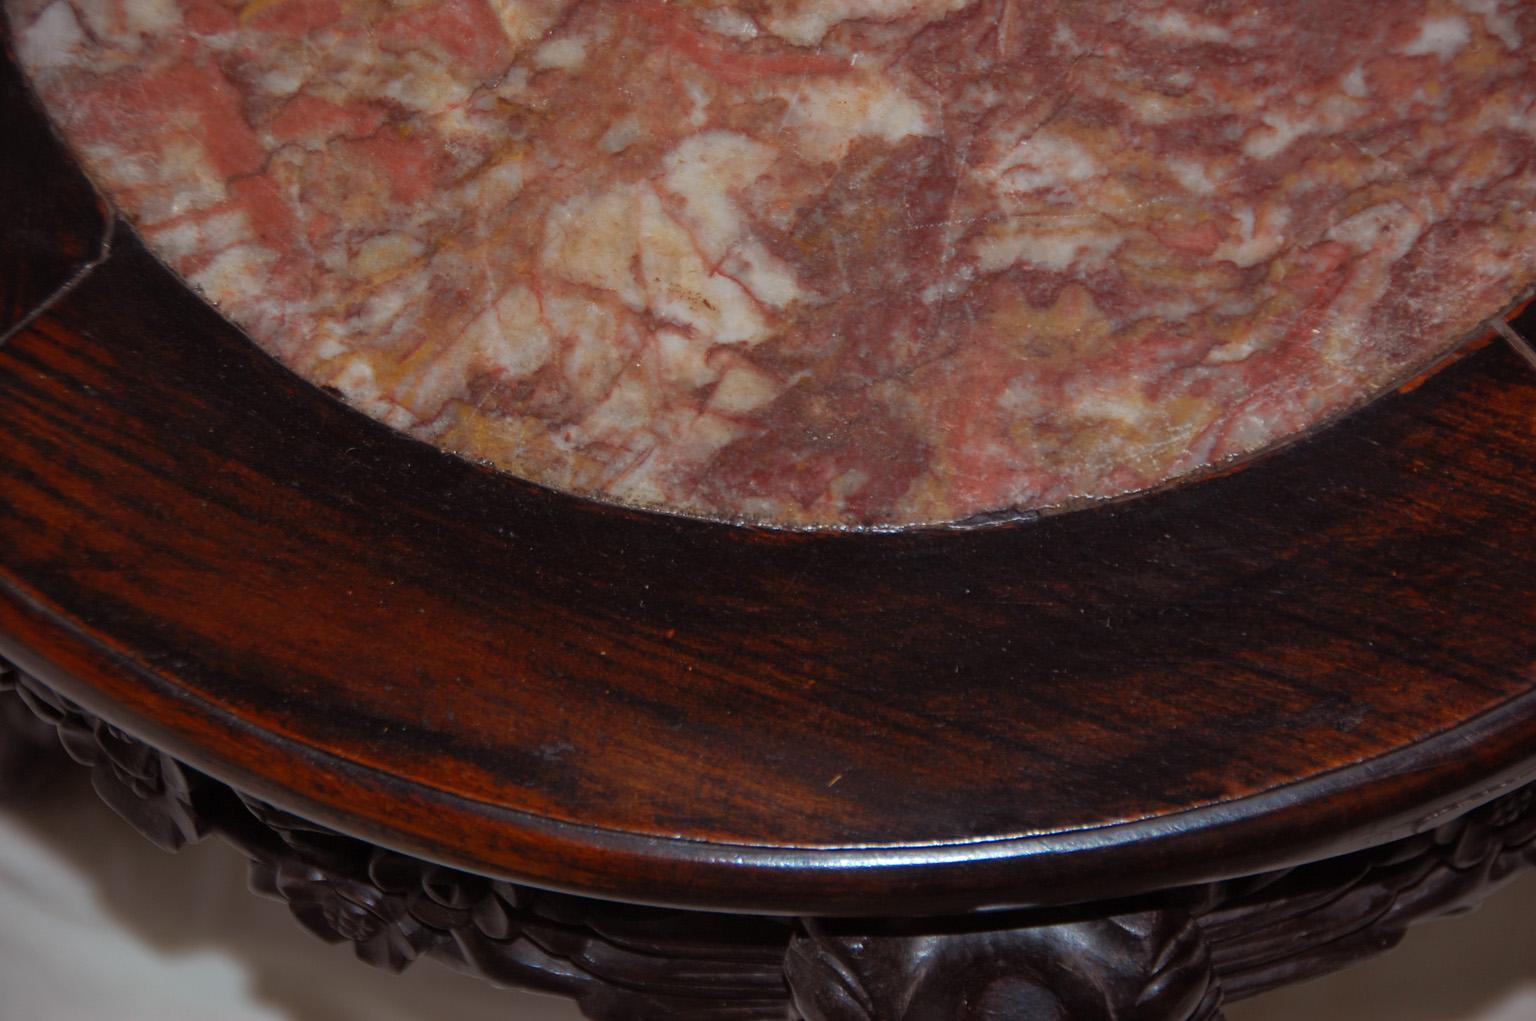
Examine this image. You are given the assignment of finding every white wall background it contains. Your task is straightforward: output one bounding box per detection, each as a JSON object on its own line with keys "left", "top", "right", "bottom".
{"left": 2, "top": 770, "right": 1534, "bottom": 1021}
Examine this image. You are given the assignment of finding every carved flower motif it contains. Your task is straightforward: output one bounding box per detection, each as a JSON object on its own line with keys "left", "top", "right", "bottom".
{"left": 251, "top": 853, "right": 445, "bottom": 972}
{"left": 369, "top": 852, "right": 490, "bottom": 934}
{"left": 299, "top": 873, "right": 389, "bottom": 943}
{"left": 6, "top": 673, "right": 208, "bottom": 850}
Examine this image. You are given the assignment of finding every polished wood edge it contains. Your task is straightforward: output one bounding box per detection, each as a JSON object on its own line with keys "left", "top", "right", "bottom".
{"left": 8, "top": 665, "right": 1536, "bottom": 1021}
{"left": 7, "top": 567, "right": 1536, "bottom": 916}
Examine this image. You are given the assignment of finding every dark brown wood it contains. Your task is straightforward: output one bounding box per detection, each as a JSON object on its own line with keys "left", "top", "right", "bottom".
{"left": 786, "top": 778, "right": 1536, "bottom": 1020}
{"left": 4, "top": 18, "right": 1536, "bottom": 922}
{"left": 787, "top": 911, "right": 1222, "bottom": 1021}
{"left": 9, "top": 661, "right": 1536, "bottom": 1021}
{"left": 0, "top": 662, "right": 793, "bottom": 1020}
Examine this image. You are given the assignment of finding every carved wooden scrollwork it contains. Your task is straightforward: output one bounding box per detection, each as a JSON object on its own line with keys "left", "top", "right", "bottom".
{"left": 0, "top": 665, "right": 211, "bottom": 850}
{"left": 1201, "top": 782, "right": 1536, "bottom": 1001}
{"left": 0, "top": 664, "right": 793, "bottom": 1018}
{"left": 785, "top": 910, "right": 1221, "bottom": 1021}
{"left": 229, "top": 790, "right": 794, "bottom": 1017}
{"left": 6, "top": 658, "right": 1536, "bottom": 1021}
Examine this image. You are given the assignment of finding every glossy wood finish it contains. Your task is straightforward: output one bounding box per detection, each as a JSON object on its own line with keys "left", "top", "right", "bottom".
{"left": 4, "top": 32, "right": 1536, "bottom": 916}
{"left": 10, "top": 660, "right": 1536, "bottom": 1021}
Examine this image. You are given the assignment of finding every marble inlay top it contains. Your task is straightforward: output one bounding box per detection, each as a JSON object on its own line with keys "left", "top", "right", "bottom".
{"left": 9, "top": 0, "right": 1536, "bottom": 526}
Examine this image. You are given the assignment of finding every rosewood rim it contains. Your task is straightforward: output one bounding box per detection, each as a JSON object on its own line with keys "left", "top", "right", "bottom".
{"left": 3, "top": 266, "right": 1535, "bottom": 911}
{"left": 6, "top": 571, "right": 1536, "bottom": 917}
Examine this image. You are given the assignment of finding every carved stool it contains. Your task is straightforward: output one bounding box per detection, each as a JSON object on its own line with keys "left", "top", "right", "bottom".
{"left": 6, "top": 27, "right": 1536, "bottom": 1021}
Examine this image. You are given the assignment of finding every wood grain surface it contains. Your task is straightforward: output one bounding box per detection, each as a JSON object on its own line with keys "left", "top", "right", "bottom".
{"left": 4, "top": 32, "right": 1536, "bottom": 916}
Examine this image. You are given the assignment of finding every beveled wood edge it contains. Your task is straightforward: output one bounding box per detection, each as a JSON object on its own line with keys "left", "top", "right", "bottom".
{"left": 16, "top": 663, "right": 1536, "bottom": 1021}
{"left": 7, "top": 567, "right": 1536, "bottom": 917}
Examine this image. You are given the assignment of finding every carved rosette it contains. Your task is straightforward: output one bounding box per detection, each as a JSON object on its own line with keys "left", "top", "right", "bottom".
{"left": 5, "top": 658, "right": 1536, "bottom": 1021}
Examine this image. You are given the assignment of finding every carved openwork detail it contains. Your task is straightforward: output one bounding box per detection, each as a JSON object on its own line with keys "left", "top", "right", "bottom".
{"left": 230, "top": 790, "right": 794, "bottom": 1016}
{"left": 1200, "top": 781, "right": 1536, "bottom": 1002}
{"left": 786, "top": 910, "right": 1220, "bottom": 1021}
{"left": 0, "top": 665, "right": 210, "bottom": 850}
{"left": 5, "top": 660, "right": 1536, "bottom": 1021}
{"left": 0, "top": 663, "right": 791, "bottom": 1020}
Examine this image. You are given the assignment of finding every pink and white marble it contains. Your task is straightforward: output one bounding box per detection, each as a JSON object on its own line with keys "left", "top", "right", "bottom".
{"left": 9, "top": 0, "right": 1536, "bottom": 526}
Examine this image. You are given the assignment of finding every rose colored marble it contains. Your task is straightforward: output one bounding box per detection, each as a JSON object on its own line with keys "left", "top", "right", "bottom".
{"left": 8, "top": 0, "right": 1536, "bottom": 527}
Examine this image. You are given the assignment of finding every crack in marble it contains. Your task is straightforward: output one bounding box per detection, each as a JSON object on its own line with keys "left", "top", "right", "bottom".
{"left": 0, "top": 213, "right": 114, "bottom": 350}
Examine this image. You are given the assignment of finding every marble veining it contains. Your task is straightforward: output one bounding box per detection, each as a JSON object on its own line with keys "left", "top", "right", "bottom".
{"left": 9, "top": 0, "right": 1536, "bottom": 526}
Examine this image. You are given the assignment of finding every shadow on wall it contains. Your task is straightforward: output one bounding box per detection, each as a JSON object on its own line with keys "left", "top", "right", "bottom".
{"left": 1, "top": 769, "right": 1534, "bottom": 1021}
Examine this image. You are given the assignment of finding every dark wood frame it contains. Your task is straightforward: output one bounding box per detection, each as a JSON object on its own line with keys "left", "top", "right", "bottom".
{"left": 5, "top": 19, "right": 1536, "bottom": 1017}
